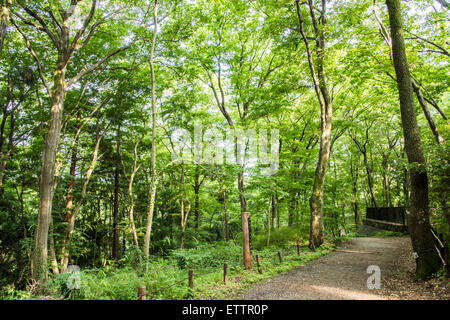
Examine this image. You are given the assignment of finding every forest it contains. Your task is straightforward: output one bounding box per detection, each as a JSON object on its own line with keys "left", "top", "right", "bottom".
{"left": 0, "top": 0, "right": 448, "bottom": 300}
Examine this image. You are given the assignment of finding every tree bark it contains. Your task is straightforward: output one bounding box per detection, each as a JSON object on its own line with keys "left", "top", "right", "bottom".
{"left": 411, "top": 80, "right": 444, "bottom": 145}
{"left": 350, "top": 156, "right": 360, "bottom": 228}
{"left": 386, "top": 0, "right": 442, "bottom": 278}
{"left": 223, "top": 189, "right": 229, "bottom": 242}
{"left": 296, "top": 0, "right": 333, "bottom": 250}
{"left": 193, "top": 166, "right": 204, "bottom": 231}
{"left": 363, "top": 151, "right": 378, "bottom": 208}
{"left": 59, "top": 113, "right": 80, "bottom": 273}
{"left": 271, "top": 194, "right": 278, "bottom": 229}
{"left": 31, "top": 64, "right": 66, "bottom": 284}
{"left": 0, "top": 0, "right": 11, "bottom": 53}
{"left": 144, "top": 0, "right": 159, "bottom": 258}
{"left": 0, "top": 95, "right": 15, "bottom": 193}
{"left": 179, "top": 162, "right": 190, "bottom": 250}
{"left": 112, "top": 126, "right": 120, "bottom": 263}
{"left": 242, "top": 212, "right": 253, "bottom": 270}
{"left": 125, "top": 129, "right": 144, "bottom": 248}
{"left": 61, "top": 129, "right": 103, "bottom": 273}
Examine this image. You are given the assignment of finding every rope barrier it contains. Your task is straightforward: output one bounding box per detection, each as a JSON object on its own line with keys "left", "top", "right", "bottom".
{"left": 142, "top": 245, "right": 307, "bottom": 298}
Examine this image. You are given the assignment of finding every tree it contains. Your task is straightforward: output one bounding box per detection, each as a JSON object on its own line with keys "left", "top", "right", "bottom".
{"left": 12, "top": 0, "right": 137, "bottom": 285}
{"left": 144, "top": 0, "right": 159, "bottom": 258}
{"left": 0, "top": 0, "right": 12, "bottom": 53}
{"left": 295, "top": 0, "right": 333, "bottom": 249}
{"left": 385, "top": 0, "right": 441, "bottom": 279}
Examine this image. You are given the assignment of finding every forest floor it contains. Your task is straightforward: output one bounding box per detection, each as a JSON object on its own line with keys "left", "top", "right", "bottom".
{"left": 241, "top": 235, "right": 449, "bottom": 300}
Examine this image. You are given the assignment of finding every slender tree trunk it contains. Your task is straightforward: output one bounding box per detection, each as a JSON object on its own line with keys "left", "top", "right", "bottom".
{"left": 386, "top": 0, "right": 441, "bottom": 278}
{"left": 350, "top": 157, "right": 360, "bottom": 228}
{"left": 296, "top": 0, "right": 333, "bottom": 250}
{"left": 49, "top": 217, "right": 59, "bottom": 275}
{"left": 61, "top": 131, "right": 102, "bottom": 273}
{"left": 112, "top": 126, "right": 120, "bottom": 263}
{"left": 411, "top": 80, "right": 444, "bottom": 145}
{"left": 59, "top": 112, "right": 80, "bottom": 273}
{"left": 288, "top": 194, "right": 295, "bottom": 227}
{"left": 382, "top": 155, "right": 392, "bottom": 207}
{"left": 194, "top": 168, "right": 201, "bottom": 231}
{"left": 271, "top": 194, "right": 278, "bottom": 229}
{"left": 223, "top": 189, "right": 229, "bottom": 242}
{"left": 363, "top": 151, "right": 378, "bottom": 208}
{"left": 144, "top": 0, "right": 159, "bottom": 258}
{"left": 127, "top": 172, "right": 139, "bottom": 247}
{"left": 179, "top": 162, "right": 190, "bottom": 250}
{"left": 267, "top": 197, "right": 271, "bottom": 246}
{"left": 0, "top": 101, "right": 14, "bottom": 193}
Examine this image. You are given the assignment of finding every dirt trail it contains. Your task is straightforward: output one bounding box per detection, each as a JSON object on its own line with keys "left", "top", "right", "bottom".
{"left": 243, "top": 237, "right": 412, "bottom": 300}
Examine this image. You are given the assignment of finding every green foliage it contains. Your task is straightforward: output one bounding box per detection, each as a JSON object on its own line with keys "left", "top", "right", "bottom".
{"left": 253, "top": 225, "right": 310, "bottom": 250}
{"left": 23, "top": 239, "right": 335, "bottom": 300}
{"left": 1, "top": 0, "right": 448, "bottom": 296}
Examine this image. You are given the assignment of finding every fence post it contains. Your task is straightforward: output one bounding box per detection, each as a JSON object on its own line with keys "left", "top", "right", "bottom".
{"left": 256, "top": 255, "right": 262, "bottom": 274}
{"left": 224, "top": 263, "right": 228, "bottom": 284}
{"left": 138, "top": 286, "right": 146, "bottom": 300}
{"left": 242, "top": 212, "right": 254, "bottom": 270}
{"left": 188, "top": 269, "right": 194, "bottom": 293}
{"left": 278, "top": 251, "right": 283, "bottom": 263}
{"left": 296, "top": 240, "right": 301, "bottom": 256}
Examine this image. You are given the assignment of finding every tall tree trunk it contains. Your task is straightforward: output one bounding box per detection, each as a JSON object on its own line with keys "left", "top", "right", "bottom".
{"left": 271, "top": 194, "right": 278, "bottom": 229}
{"left": 296, "top": 0, "right": 333, "bottom": 250}
{"left": 350, "top": 157, "right": 360, "bottom": 228}
{"left": 49, "top": 216, "right": 59, "bottom": 275}
{"left": 61, "top": 130, "right": 102, "bottom": 273}
{"left": 363, "top": 151, "right": 378, "bottom": 208}
{"left": 144, "top": 0, "right": 159, "bottom": 258}
{"left": 193, "top": 167, "right": 202, "bottom": 231}
{"left": 126, "top": 132, "right": 143, "bottom": 248}
{"left": 223, "top": 189, "right": 229, "bottom": 242}
{"left": 179, "top": 162, "right": 190, "bottom": 250}
{"left": 112, "top": 126, "right": 120, "bottom": 263}
{"left": 267, "top": 197, "right": 271, "bottom": 246}
{"left": 288, "top": 193, "right": 296, "bottom": 227}
{"left": 237, "top": 151, "right": 252, "bottom": 269}
{"left": 127, "top": 171, "right": 139, "bottom": 247}
{"left": 31, "top": 65, "right": 66, "bottom": 284}
{"left": 0, "top": 100, "right": 14, "bottom": 193}
{"left": 411, "top": 80, "right": 444, "bottom": 145}
{"left": 59, "top": 112, "right": 80, "bottom": 273}
{"left": 382, "top": 155, "right": 392, "bottom": 207}
{"left": 386, "top": 0, "right": 442, "bottom": 278}
{"left": 0, "top": 0, "right": 11, "bottom": 53}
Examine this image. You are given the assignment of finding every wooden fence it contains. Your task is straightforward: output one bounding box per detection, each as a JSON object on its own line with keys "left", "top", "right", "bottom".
{"left": 136, "top": 242, "right": 303, "bottom": 300}
{"left": 366, "top": 207, "right": 407, "bottom": 225}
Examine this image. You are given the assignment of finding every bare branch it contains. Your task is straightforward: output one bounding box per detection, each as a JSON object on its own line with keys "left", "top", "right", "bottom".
{"left": 66, "top": 39, "right": 137, "bottom": 89}
{"left": 69, "top": 0, "right": 97, "bottom": 57}
{"left": 10, "top": 17, "right": 51, "bottom": 97}
{"left": 405, "top": 29, "right": 449, "bottom": 57}
{"left": 20, "top": 5, "right": 61, "bottom": 49}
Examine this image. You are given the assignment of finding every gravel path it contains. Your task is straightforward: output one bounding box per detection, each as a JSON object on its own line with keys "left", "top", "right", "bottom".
{"left": 243, "top": 237, "right": 412, "bottom": 300}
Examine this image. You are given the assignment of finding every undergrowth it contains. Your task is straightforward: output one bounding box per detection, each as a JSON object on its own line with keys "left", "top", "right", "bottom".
{"left": 2, "top": 227, "right": 344, "bottom": 300}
